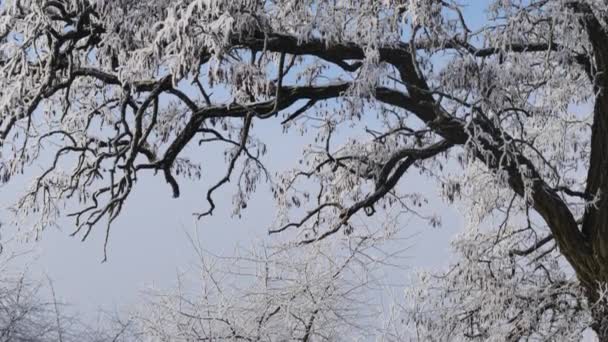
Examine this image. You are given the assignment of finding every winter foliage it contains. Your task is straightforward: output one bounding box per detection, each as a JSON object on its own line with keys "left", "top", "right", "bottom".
{"left": 1, "top": 0, "right": 608, "bottom": 340}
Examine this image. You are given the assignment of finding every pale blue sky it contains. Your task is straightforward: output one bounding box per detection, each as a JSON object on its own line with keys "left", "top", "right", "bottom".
{"left": 0, "top": 0, "right": 485, "bottom": 331}
{"left": 1, "top": 118, "right": 460, "bottom": 323}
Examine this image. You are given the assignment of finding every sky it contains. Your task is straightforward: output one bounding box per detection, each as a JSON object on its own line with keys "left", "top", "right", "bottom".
{"left": 0, "top": 0, "right": 505, "bottom": 337}
{"left": 0, "top": 116, "right": 461, "bottom": 325}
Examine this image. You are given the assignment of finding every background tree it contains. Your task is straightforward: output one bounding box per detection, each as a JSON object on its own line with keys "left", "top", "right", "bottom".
{"left": 0, "top": 245, "right": 132, "bottom": 341}
{"left": 125, "top": 228, "right": 407, "bottom": 341}
{"left": 1, "top": 0, "right": 608, "bottom": 339}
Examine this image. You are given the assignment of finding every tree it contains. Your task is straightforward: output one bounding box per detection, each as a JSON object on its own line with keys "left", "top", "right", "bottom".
{"left": 0, "top": 246, "right": 132, "bottom": 341}
{"left": 126, "top": 229, "right": 406, "bottom": 341}
{"left": 1, "top": 0, "right": 608, "bottom": 339}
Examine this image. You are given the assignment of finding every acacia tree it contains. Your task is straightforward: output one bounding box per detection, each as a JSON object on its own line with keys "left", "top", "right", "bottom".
{"left": 1, "top": 0, "right": 608, "bottom": 339}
